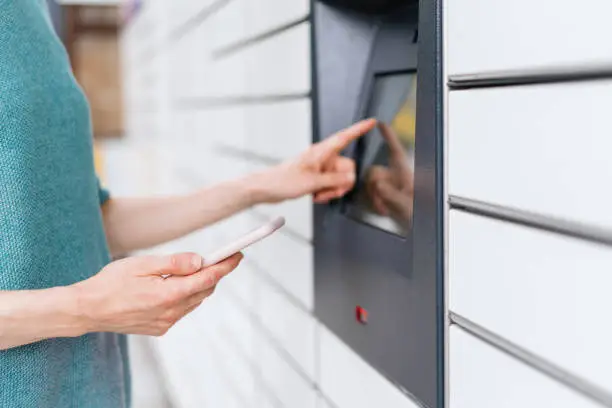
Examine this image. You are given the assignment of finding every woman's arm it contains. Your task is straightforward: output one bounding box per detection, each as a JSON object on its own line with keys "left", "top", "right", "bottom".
{"left": 0, "top": 252, "right": 242, "bottom": 350}
{"left": 101, "top": 175, "right": 266, "bottom": 256}
{"left": 0, "top": 288, "right": 84, "bottom": 350}
{"left": 102, "top": 119, "right": 377, "bottom": 256}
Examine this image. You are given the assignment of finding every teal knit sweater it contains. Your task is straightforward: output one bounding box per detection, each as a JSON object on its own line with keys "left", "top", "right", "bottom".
{"left": 0, "top": 1, "right": 130, "bottom": 406}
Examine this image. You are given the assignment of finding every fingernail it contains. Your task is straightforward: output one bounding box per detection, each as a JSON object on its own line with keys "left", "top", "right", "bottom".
{"left": 191, "top": 255, "right": 203, "bottom": 270}
{"left": 346, "top": 173, "right": 355, "bottom": 182}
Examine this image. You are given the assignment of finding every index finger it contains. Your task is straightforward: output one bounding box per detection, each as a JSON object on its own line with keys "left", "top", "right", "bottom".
{"left": 316, "top": 118, "right": 377, "bottom": 159}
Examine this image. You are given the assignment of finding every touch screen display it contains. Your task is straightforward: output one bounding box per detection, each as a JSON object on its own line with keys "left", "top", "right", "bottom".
{"left": 345, "top": 72, "right": 416, "bottom": 237}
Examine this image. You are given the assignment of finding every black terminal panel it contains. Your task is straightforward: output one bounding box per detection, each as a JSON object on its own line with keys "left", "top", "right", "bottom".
{"left": 312, "top": 1, "right": 444, "bottom": 407}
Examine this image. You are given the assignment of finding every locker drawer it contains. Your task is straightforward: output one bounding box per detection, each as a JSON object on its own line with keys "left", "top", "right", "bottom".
{"left": 206, "top": 0, "right": 248, "bottom": 50}
{"left": 256, "top": 274, "right": 317, "bottom": 380}
{"left": 246, "top": 22, "right": 311, "bottom": 96}
{"left": 450, "top": 327, "right": 600, "bottom": 408}
{"left": 317, "top": 395, "right": 336, "bottom": 408}
{"left": 209, "top": 155, "right": 250, "bottom": 183}
{"left": 168, "top": 0, "right": 216, "bottom": 33}
{"left": 206, "top": 318, "right": 259, "bottom": 404}
{"left": 196, "top": 107, "right": 247, "bottom": 150}
{"left": 318, "top": 325, "right": 420, "bottom": 408}
{"left": 243, "top": 0, "right": 310, "bottom": 42}
{"left": 196, "top": 51, "right": 248, "bottom": 98}
{"left": 245, "top": 99, "right": 312, "bottom": 161}
{"left": 152, "top": 331, "right": 206, "bottom": 408}
{"left": 447, "top": 0, "right": 612, "bottom": 76}
{"left": 193, "top": 100, "right": 311, "bottom": 190}
{"left": 255, "top": 327, "right": 317, "bottom": 408}
{"left": 198, "top": 23, "right": 310, "bottom": 98}
{"left": 243, "top": 213, "right": 314, "bottom": 310}
{"left": 221, "top": 261, "right": 259, "bottom": 309}
{"left": 191, "top": 338, "right": 246, "bottom": 408}
{"left": 256, "top": 197, "right": 313, "bottom": 241}
{"left": 200, "top": 99, "right": 312, "bottom": 162}
{"left": 449, "top": 81, "right": 612, "bottom": 229}
{"left": 450, "top": 211, "right": 612, "bottom": 391}
{"left": 210, "top": 0, "right": 310, "bottom": 50}
{"left": 212, "top": 289, "right": 258, "bottom": 364}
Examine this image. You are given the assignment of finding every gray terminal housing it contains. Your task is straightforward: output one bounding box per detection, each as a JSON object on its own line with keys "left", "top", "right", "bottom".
{"left": 311, "top": 0, "right": 444, "bottom": 406}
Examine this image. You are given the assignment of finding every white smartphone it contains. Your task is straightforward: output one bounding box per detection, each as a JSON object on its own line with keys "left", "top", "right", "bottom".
{"left": 202, "top": 216, "right": 286, "bottom": 267}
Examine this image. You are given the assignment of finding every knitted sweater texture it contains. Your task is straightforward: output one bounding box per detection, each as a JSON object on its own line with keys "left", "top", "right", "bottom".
{"left": 0, "top": 1, "right": 130, "bottom": 406}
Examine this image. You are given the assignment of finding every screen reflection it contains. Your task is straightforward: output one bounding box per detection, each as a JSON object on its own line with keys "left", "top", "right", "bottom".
{"left": 345, "top": 73, "right": 416, "bottom": 237}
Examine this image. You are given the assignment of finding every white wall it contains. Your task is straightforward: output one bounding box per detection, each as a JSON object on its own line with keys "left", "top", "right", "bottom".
{"left": 121, "top": 1, "right": 419, "bottom": 407}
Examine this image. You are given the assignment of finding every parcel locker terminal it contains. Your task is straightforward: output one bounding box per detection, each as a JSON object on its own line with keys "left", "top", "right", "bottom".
{"left": 312, "top": 0, "right": 444, "bottom": 406}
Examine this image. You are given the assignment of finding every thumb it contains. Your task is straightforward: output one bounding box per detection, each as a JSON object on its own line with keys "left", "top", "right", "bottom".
{"left": 313, "top": 171, "right": 355, "bottom": 191}
{"left": 135, "top": 253, "right": 203, "bottom": 277}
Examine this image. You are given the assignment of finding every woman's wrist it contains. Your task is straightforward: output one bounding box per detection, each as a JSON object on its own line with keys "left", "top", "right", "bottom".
{"left": 241, "top": 169, "right": 277, "bottom": 205}
{"left": 0, "top": 286, "right": 91, "bottom": 350}
{"left": 47, "top": 285, "right": 92, "bottom": 338}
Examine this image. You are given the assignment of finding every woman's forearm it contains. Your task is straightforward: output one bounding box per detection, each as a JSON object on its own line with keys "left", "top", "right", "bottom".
{"left": 101, "top": 119, "right": 378, "bottom": 256}
{"left": 101, "top": 173, "right": 269, "bottom": 256}
{"left": 0, "top": 252, "right": 242, "bottom": 351}
{"left": 0, "top": 287, "right": 86, "bottom": 350}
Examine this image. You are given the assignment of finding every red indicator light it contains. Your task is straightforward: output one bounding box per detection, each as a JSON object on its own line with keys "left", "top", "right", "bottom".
{"left": 355, "top": 306, "right": 368, "bottom": 324}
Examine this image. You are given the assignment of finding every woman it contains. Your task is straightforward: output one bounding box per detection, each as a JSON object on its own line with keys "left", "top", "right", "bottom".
{"left": 0, "top": 1, "right": 376, "bottom": 407}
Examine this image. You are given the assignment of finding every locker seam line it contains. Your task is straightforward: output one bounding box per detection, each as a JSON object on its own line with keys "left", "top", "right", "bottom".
{"left": 213, "top": 143, "right": 283, "bottom": 166}
{"left": 219, "top": 282, "right": 322, "bottom": 395}
{"left": 212, "top": 15, "right": 311, "bottom": 60}
{"left": 450, "top": 312, "right": 612, "bottom": 407}
{"left": 137, "top": 0, "right": 235, "bottom": 62}
{"left": 448, "top": 64, "right": 612, "bottom": 90}
{"left": 192, "top": 317, "right": 286, "bottom": 408}
{"left": 175, "top": 92, "right": 311, "bottom": 109}
{"left": 449, "top": 195, "right": 612, "bottom": 248}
